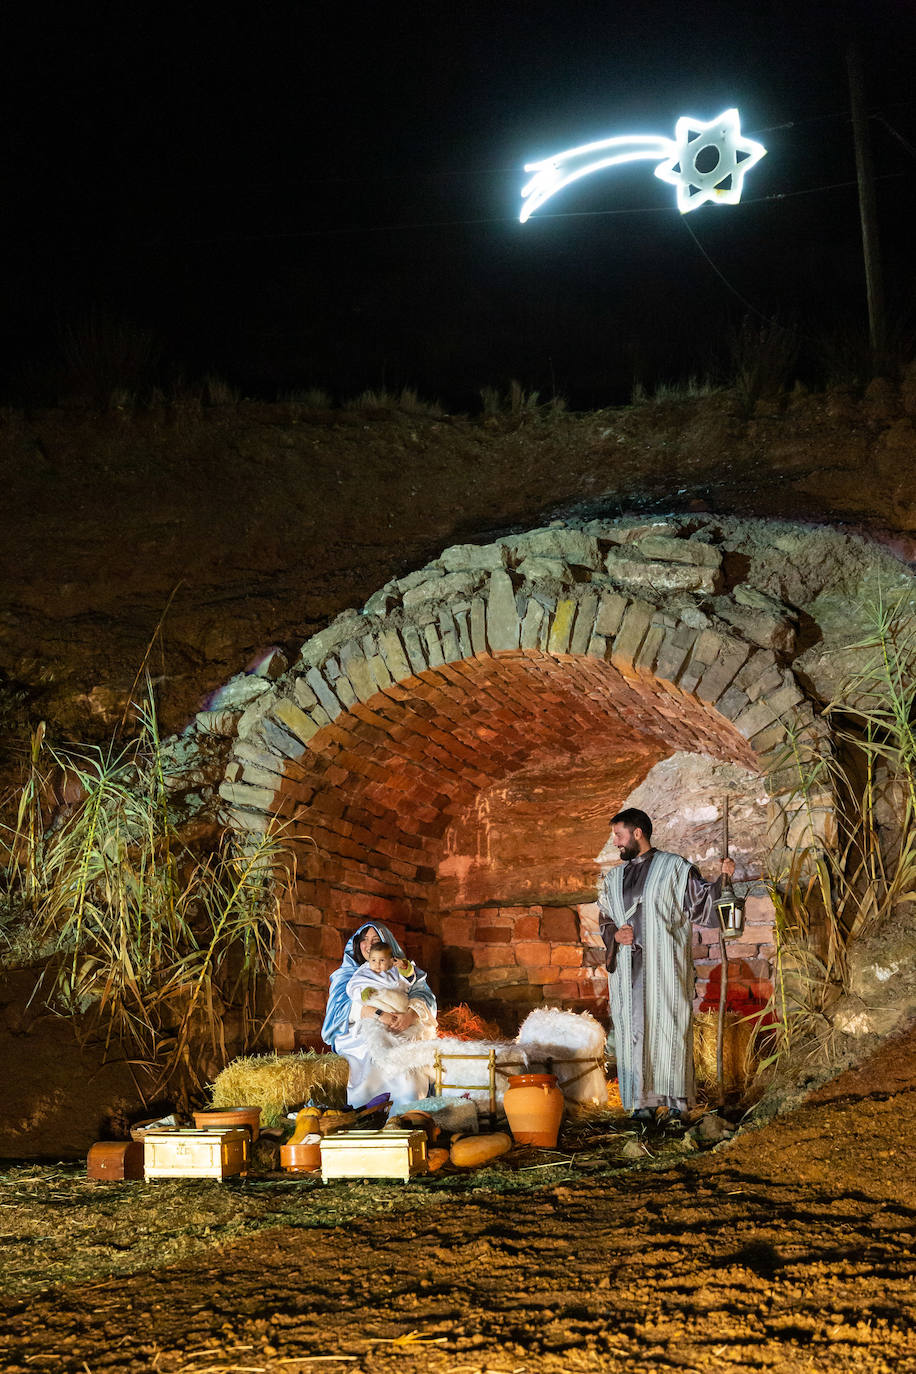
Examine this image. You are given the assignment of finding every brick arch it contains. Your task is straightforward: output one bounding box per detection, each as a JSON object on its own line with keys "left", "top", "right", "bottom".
{"left": 219, "top": 561, "right": 818, "bottom": 1049}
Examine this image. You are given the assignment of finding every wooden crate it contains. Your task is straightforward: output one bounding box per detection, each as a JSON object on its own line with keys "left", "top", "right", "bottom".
{"left": 87, "top": 1141, "right": 145, "bottom": 1181}
{"left": 320, "top": 1129, "right": 427, "bottom": 1183}
{"left": 143, "top": 1128, "right": 250, "bottom": 1181}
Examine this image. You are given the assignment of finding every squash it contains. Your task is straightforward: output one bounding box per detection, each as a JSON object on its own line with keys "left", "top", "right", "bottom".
{"left": 427, "top": 1147, "right": 450, "bottom": 1172}
{"left": 449, "top": 1132, "right": 512, "bottom": 1168}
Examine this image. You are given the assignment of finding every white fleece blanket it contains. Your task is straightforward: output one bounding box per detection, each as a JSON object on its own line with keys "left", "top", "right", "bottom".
{"left": 516, "top": 1008, "right": 608, "bottom": 1104}
{"left": 377, "top": 1033, "right": 529, "bottom": 1109}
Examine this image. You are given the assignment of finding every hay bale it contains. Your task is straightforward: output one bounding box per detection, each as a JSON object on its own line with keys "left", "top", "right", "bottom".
{"left": 693, "top": 1011, "right": 756, "bottom": 1092}
{"left": 209, "top": 1051, "right": 349, "bottom": 1126}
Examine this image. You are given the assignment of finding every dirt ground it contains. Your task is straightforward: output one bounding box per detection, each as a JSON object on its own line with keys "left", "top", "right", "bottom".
{"left": 1, "top": 1022, "right": 914, "bottom": 1374}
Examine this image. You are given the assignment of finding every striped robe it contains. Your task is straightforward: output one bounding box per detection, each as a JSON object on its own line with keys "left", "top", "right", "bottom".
{"left": 599, "top": 850, "right": 697, "bottom": 1112}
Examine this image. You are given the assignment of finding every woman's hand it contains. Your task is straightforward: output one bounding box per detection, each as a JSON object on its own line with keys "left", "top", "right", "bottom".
{"left": 385, "top": 1008, "right": 419, "bottom": 1033}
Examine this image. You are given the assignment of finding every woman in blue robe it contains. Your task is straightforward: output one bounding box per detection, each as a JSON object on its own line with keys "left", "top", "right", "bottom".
{"left": 321, "top": 922, "right": 437, "bottom": 1052}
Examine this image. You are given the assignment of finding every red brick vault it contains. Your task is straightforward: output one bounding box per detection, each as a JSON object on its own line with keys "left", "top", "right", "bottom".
{"left": 216, "top": 524, "right": 825, "bottom": 1049}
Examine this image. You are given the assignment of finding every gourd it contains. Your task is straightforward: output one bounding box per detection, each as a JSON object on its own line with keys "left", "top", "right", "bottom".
{"left": 287, "top": 1108, "right": 322, "bottom": 1144}
{"left": 449, "top": 1133, "right": 512, "bottom": 1168}
{"left": 427, "top": 1147, "right": 450, "bottom": 1172}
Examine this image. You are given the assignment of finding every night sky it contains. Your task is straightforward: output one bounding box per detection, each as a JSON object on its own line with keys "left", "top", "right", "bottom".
{"left": 4, "top": 0, "right": 915, "bottom": 408}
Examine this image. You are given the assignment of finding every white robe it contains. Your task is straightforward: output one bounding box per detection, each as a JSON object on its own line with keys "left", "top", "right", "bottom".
{"left": 600, "top": 850, "right": 695, "bottom": 1111}
{"left": 335, "top": 993, "right": 437, "bottom": 1110}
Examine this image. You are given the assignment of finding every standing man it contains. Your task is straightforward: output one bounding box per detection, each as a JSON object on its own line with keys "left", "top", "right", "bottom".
{"left": 598, "top": 807, "right": 735, "bottom": 1123}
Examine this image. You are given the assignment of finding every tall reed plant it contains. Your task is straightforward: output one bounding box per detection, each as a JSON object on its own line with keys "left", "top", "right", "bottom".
{"left": 763, "top": 594, "right": 916, "bottom": 1066}
{"left": 0, "top": 686, "right": 290, "bottom": 1101}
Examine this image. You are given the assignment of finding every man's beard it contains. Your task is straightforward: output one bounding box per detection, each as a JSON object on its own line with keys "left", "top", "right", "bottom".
{"left": 619, "top": 839, "right": 640, "bottom": 862}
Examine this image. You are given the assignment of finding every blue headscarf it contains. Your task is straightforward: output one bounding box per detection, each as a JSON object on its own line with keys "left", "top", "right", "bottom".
{"left": 320, "top": 922, "right": 437, "bottom": 1051}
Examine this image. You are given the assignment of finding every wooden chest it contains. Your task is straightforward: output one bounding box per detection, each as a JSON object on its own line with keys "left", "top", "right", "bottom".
{"left": 87, "top": 1141, "right": 145, "bottom": 1181}
{"left": 143, "top": 1128, "right": 250, "bottom": 1180}
{"left": 319, "top": 1129, "right": 428, "bottom": 1183}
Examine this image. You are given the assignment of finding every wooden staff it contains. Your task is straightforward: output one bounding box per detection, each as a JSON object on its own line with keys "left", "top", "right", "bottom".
{"left": 716, "top": 796, "right": 732, "bottom": 1109}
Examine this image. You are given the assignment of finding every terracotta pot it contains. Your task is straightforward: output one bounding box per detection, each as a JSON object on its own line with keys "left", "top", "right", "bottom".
{"left": 280, "top": 1138, "right": 322, "bottom": 1172}
{"left": 502, "top": 1073, "right": 564, "bottom": 1148}
{"left": 193, "top": 1107, "right": 261, "bottom": 1142}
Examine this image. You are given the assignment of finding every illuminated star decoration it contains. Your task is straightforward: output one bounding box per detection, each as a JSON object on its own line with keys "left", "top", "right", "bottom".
{"left": 519, "top": 108, "right": 765, "bottom": 221}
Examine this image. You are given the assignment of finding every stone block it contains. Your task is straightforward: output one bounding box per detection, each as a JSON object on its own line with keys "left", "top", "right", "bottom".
{"left": 715, "top": 685, "right": 751, "bottom": 721}
{"left": 547, "top": 598, "right": 577, "bottom": 654}
{"left": 362, "top": 585, "right": 398, "bottom": 617}
{"left": 338, "top": 639, "right": 377, "bottom": 702}
{"left": 508, "top": 528, "right": 600, "bottom": 568}
{"left": 218, "top": 780, "right": 275, "bottom": 813}
{"left": 211, "top": 674, "right": 272, "bottom": 710}
{"left": 654, "top": 627, "right": 696, "bottom": 684}
{"left": 540, "top": 908, "right": 578, "bottom": 941}
{"left": 299, "top": 612, "right": 366, "bottom": 667}
{"left": 570, "top": 592, "right": 598, "bottom": 655}
{"left": 517, "top": 556, "right": 574, "bottom": 584}
{"left": 401, "top": 625, "right": 428, "bottom": 675}
{"left": 194, "top": 710, "right": 239, "bottom": 737}
{"left": 365, "top": 649, "right": 393, "bottom": 691}
{"left": 305, "top": 667, "right": 343, "bottom": 721}
{"left": 520, "top": 598, "right": 545, "bottom": 650}
{"left": 270, "top": 698, "right": 320, "bottom": 745}
{"left": 397, "top": 568, "right": 445, "bottom": 593}
{"left": 260, "top": 718, "right": 307, "bottom": 760}
{"left": 487, "top": 570, "right": 520, "bottom": 651}
{"left": 439, "top": 542, "right": 507, "bottom": 572}
{"left": 637, "top": 534, "right": 721, "bottom": 569}
{"left": 423, "top": 622, "right": 445, "bottom": 668}
{"left": 550, "top": 944, "right": 583, "bottom": 966}
{"left": 633, "top": 622, "right": 666, "bottom": 677}
{"left": 470, "top": 597, "right": 488, "bottom": 655}
{"left": 403, "top": 570, "right": 481, "bottom": 608}
{"left": 695, "top": 643, "right": 751, "bottom": 706}
{"left": 233, "top": 740, "right": 289, "bottom": 776}
{"left": 605, "top": 549, "right": 718, "bottom": 593}
{"left": 515, "top": 941, "right": 548, "bottom": 967}
{"left": 438, "top": 608, "right": 461, "bottom": 662}
{"left": 610, "top": 600, "right": 653, "bottom": 677}
{"left": 292, "top": 677, "right": 319, "bottom": 711}
{"left": 594, "top": 591, "right": 629, "bottom": 637}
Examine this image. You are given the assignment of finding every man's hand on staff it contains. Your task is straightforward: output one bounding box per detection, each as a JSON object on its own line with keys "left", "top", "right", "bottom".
{"left": 721, "top": 857, "right": 736, "bottom": 877}
{"left": 614, "top": 925, "right": 635, "bottom": 945}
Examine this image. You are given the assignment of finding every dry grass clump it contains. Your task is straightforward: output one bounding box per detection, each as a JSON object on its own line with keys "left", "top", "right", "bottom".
{"left": 437, "top": 1003, "right": 502, "bottom": 1041}
{"left": 693, "top": 1011, "right": 756, "bottom": 1092}
{"left": 210, "top": 1050, "right": 349, "bottom": 1125}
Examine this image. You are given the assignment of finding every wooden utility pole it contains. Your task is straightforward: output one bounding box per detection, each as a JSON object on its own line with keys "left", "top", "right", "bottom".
{"left": 847, "top": 39, "right": 887, "bottom": 363}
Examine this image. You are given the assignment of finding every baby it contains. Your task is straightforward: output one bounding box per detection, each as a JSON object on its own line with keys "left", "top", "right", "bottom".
{"left": 345, "top": 941, "right": 418, "bottom": 1023}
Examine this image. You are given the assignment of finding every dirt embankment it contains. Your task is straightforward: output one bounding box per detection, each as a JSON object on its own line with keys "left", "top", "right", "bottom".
{"left": 2, "top": 383, "right": 914, "bottom": 751}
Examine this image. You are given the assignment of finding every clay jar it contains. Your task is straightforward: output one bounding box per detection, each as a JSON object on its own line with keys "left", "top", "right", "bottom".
{"left": 502, "top": 1073, "right": 564, "bottom": 1147}
{"left": 193, "top": 1107, "right": 261, "bottom": 1142}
